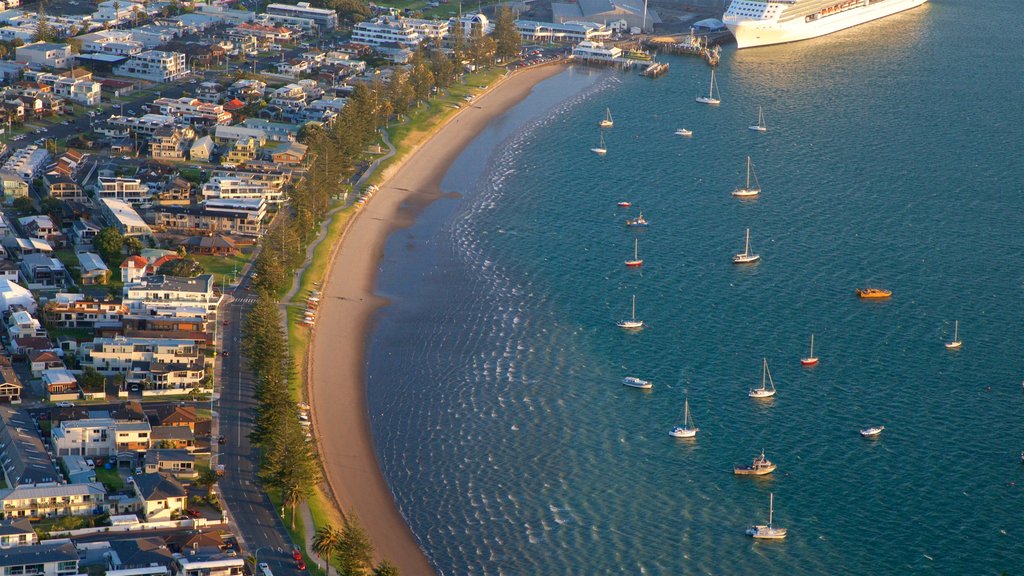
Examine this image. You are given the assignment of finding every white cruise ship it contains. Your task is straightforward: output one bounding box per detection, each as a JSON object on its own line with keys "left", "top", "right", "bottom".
{"left": 723, "top": 0, "right": 928, "bottom": 49}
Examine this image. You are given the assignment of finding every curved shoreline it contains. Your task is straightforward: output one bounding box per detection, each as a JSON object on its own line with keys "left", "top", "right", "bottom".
{"left": 307, "top": 63, "right": 569, "bottom": 575}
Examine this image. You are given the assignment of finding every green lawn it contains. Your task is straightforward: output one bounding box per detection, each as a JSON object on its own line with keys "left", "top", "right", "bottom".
{"left": 193, "top": 250, "right": 253, "bottom": 286}
{"left": 95, "top": 467, "right": 123, "bottom": 491}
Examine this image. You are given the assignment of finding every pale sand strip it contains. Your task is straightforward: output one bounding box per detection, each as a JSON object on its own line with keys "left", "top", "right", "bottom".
{"left": 308, "top": 63, "right": 569, "bottom": 575}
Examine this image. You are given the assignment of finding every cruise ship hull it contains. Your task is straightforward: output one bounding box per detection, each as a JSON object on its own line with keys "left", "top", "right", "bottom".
{"left": 726, "top": 0, "right": 927, "bottom": 49}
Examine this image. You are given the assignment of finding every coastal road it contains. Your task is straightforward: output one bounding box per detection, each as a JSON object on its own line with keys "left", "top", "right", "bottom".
{"left": 216, "top": 281, "right": 299, "bottom": 575}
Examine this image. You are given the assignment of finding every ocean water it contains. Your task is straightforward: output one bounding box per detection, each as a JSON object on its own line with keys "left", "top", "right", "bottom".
{"left": 365, "top": 2, "right": 1024, "bottom": 574}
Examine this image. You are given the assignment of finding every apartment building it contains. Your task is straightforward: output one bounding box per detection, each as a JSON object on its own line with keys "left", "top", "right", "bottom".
{"left": 153, "top": 202, "right": 265, "bottom": 238}
{"left": 150, "top": 97, "right": 232, "bottom": 126}
{"left": 0, "top": 171, "right": 28, "bottom": 203}
{"left": 2, "top": 145, "right": 50, "bottom": 179}
{"left": 113, "top": 50, "right": 187, "bottom": 82}
{"left": 200, "top": 176, "right": 283, "bottom": 203}
{"left": 51, "top": 417, "right": 152, "bottom": 456}
{"left": 122, "top": 274, "right": 221, "bottom": 313}
{"left": 221, "top": 136, "right": 257, "bottom": 166}
{"left": 43, "top": 294, "right": 127, "bottom": 329}
{"left": 0, "top": 483, "right": 107, "bottom": 520}
{"left": 97, "top": 177, "right": 150, "bottom": 204}
{"left": 78, "top": 30, "right": 145, "bottom": 56}
{"left": 100, "top": 198, "right": 152, "bottom": 237}
{"left": 0, "top": 540, "right": 82, "bottom": 576}
{"left": 150, "top": 126, "right": 194, "bottom": 161}
{"left": 14, "top": 42, "right": 71, "bottom": 69}
{"left": 266, "top": 2, "right": 337, "bottom": 30}
{"left": 123, "top": 306, "right": 212, "bottom": 345}
{"left": 83, "top": 336, "right": 206, "bottom": 393}
{"left": 0, "top": 406, "right": 60, "bottom": 486}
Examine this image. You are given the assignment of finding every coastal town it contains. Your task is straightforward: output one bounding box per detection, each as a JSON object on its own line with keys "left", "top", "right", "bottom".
{"left": 0, "top": 0, "right": 739, "bottom": 574}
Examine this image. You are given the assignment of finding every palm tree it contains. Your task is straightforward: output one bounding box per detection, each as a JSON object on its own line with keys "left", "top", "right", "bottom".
{"left": 312, "top": 524, "right": 342, "bottom": 574}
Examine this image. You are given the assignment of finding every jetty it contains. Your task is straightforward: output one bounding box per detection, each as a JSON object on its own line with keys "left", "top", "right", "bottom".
{"left": 570, "top": 41, "right": 668, "bottom": 74}
{"left": 646, "top": 28, "right": 724, "bottom": 66}
{"left": 641, "top": 62, "right": 669, "bottom": 78}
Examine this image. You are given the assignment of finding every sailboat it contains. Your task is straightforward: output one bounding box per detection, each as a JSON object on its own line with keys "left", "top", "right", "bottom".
{"left": 732, "top": 228, "right": 760, "bottom": 264}
{"left": 731, "top": 156, "right": 761, "bottom": 197}
{"left": 669, "top": 396, "right": 699, "bottom": 438}
{"left": 748, "top": 357, "right": 776, "bottom": 398}
{"left": 616, "top": 295, "right": 644, "bottom": 330}
{"left": 599, "top": 107, "right": 614, "bottom": 128}
{"left": 800, "top": 334, "right": 819, "bottom": 366}
{"left": 591, "top": 131, "right": 607, "bottom": 156}
{"left": 625, "top": 238, "right": 643, "bottom": 267}
{"left": 746, "top": 493, "right": 787, "bottom": 539}
{"left": 945, "top": 320, "right": 962, "bottom": 349}
{"left": 626, "top": 212, "right": 649, "bottom": 227}
{"left": 749, "top": 106, "right": 767, "bottom": 132}
{"left": 695, "top": 68, "right": 721, "bottom": 105}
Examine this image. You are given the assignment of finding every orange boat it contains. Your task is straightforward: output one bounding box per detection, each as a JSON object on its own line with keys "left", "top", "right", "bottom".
{"left": 856, "top": 288, "right": 892, "bottom": 299}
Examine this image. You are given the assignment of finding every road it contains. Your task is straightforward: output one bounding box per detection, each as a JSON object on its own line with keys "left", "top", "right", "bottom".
{"left": 216, "top": 275, "right": 301, "bottom": 575}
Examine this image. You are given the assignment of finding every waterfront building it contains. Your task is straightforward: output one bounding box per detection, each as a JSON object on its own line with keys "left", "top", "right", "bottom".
{"left": 514, "top": 19, "right": 613, "bottom": 43}
{"left": 266, "top": 2, "right": 338, "bottom": 31}
{"left": 122, "top": 274, "right": 222, "bottom": 313}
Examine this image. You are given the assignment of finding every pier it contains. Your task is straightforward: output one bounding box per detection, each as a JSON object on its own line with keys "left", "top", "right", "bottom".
{"left": 645, "top": 28, "right": 728, "bottom": 66}
{"left": 570, "top": 41, "right": 669, "bottom": 75}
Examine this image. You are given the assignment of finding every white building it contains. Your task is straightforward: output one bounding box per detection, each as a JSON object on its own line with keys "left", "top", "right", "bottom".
{"left": 77, "top": 30, "right": 145, "bottom": 56}
{"left": 14, "top": 42, "right": 71, "bottom": 69}
{"left": 51, "top": 417, "right": 152, "bottom": 456}
{"left": 514, "top": 19, "right": 613, "bottom": 43}
{"left": 201, "top": 176, "right": 283, "bottom": 204}
{"left": 100, "top": 198, "right": 152, "bottom": 237}
{"left": 113, "top": 50, "right": 187, "bottom": 82}
{"left": 2, "top": 146, "right": 50, "bottom": 179}
{"left": 151, "top": 97, "right": 232, "bottom": 125}
{"left": 351, "top": 16, "right": 422, "bottom": 47}
{"left": 122, "top": 274, "right": 222, "bottom": 313}
{"left": 571, "top": 40, "right": 624, "bottom": 61}
{"left": 266, "top": 2, "right": 337, "bottom": 31}
{"left": 0, "top": 484, "right": 107, "bottom": 520}
{"left": 97, "top": 177, "right": 150, "bottom": 204}
{"left": 0, "top": 540, "right": 82, "bottom": 576}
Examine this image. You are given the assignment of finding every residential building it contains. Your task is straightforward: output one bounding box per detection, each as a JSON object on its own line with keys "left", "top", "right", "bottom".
{"left": 212, "top": 125, "right": 267, "bottom": 146}
{"left": 0, "top": 172, "right": 28, "bottom": 203}
{"left": 119, "top": 255, "right": 149, "bottom": 284}
{"left": 189, "top": 136, "right": 215, "bottom": 161}
{"left": 105, "top": 114, "right": 176, "bottom": 138}
{"left": 0, "top": 483, "right": 106, "bottom": 520}
{"left": 113, "top": 51, "right": 187, "bottom": 82}
{"left": 18, "top": 215, "right": 61, "bottom": 245}
{"left": 0, "top": 518, "right": 35, "bottom": 548}
{"left": 150, "top": 425, "right": 194, "bottom": 450}
{"left": 0, "top": 365, "right": 21, "bottom": 403}
{"left": 2, "top": 145, "right": 50, "bottom": 179}
{"left": 255, "top": 12, "right": 316, "bottom": 32}
{"left": 351, "top": 16, "right": 436, "bottom": 47}
{"left": 14, "top": 42, "right": 71, "bottom": 69}
{"left": 20, "top": 253, "right": 67, "bottom": 289}
{"left": 150, "top": 97, "right": 232, "bottom": 126}
{"left": 70, "top": 219, "right": 100, "bottom": 248}
{"left": 0, "top": 540, "right": 82, "bottom": 576}
{"left": 122, "top": 306, "right": 213, "bottom": 346}
{"left": 221, "top": 136, "right": 257, "bottom": 166}
{"left": 201, "top": 176, "right": 283, "bottom": 203}
{"left": 83, "top": 336, "right": 200, "bottom": 372}
{"left": 28, "top": 350, "right": 63, "bottom": 376}
{"left": 172, "top": 551, "right": 245, "bottom": 576}
{"left": 266, "top": 1, "right": 337, "bottom": 30}
{"left": 51, "top": 417, "right": 152, "bottom": 456}
{"left": 76, "top": 251, "right": 110, "bottom": 285}
{"left": 514, "top": 19, "right": 613, "bottom": 43}
{"left": 181, "top": 235, "right": 238, "bottom": 256}
{"left": 150, "top": 126, "right": 194, "bottom": 161}
{"left": 122, "top": 274, "right": 221, "bottom": 313}
{"left": 7, "top": 310, "right": 45, "bottom": 341}
{"left": 153, "top": 201, "right": 265, "bottom": 237}
{"left": 100, "top": 198, "right": 153, "bottom": 237}
{"left": 50, "top": 76, "right": 101, "bottom": 106}
{"left": 42, "top": 368, "right": 77, "bottom": 401}
{"left": 97, "top": 177, "right": 150, "bottom": 204}
{"left": 270, "top": 141, "right": 307, "bottom": 164}
{"left": 0, "top": 279, "right": 36, "bottom": 313}
{"left": 0, "top": 406, "right": 57, "bottom": 485}
{"left": 105, "top": 537, "right": 176, "bottom": 574}
{"left": 239, "top": 118, "right": 299, "bottom": 142}
{"left": 44, "top": 174, "right": 86, "bottom": 201}
{"left": 78, "top": 30, "right": 145, "bottom": 56}
{"left": 132, "top": 472, "right": 186, "bottom": 521}
{"left": 143, "top": 449, "right": 196, "bottom": 477}
{"left": 43, "top": 293, "right": 126, "bottom": 329}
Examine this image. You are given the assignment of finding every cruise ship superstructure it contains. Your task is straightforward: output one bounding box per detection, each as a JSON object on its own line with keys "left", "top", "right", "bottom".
{"left": 723, "top": 0, "right": 928, "bottom": 49}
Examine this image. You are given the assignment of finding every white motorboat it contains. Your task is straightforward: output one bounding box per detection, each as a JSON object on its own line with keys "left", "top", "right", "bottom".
{"left": 860, "top": 425, "right": 885, "bottom": 438}
{"left": 623, "top": 376, "right": 652, "bottom": 389}
{"left": 675, "top": 128, "right": 693, "bottom": 137}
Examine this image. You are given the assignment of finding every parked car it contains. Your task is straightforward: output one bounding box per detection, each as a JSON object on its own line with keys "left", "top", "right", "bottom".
{"left": 296, "top": 560, "right": 306, "bottom": 571}
{"left": 259, "top": 562, "right": 273, "bottom": 576}
{"left": 218, "top": 435, "right": 226, "bottom": 445}
{"left": 56, "top": 401, "right": 75, "bottom": 407}
{"left": 86, "top": 459, "right": 95, "bottom": 468}
{"left": 291, "top": 549, "right": 302, "bottom": 561}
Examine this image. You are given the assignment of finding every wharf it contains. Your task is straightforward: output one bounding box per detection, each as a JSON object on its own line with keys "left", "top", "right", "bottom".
{"left": 640, "top": 62, "right": 670, "bottom": 78}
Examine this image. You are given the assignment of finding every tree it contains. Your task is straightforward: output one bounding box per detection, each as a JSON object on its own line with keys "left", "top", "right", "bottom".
{"left": 493, "top": 6, "right": 521, "bottom": 61}
{"left": 335, "top": 516, "right": 374, "bottom": 575}
{"left": 94, "top": 227, "right": 124, "bottom": 263}
{"left": 158, "top": 257, "right": 204, "bottom": 277}
{"left": 124, "top": 236, "right": 143, "bottom": 255}
{"left": 312, "top": 525, "right": 343, "bottom": 570}
{"left": 78, "top": 367, "right": 105, "bottom": 393}
{"left": 11, "top": 196, "right": 34, "bottom": 213}
{"left": 34, "top": 3, "right": 57, "bottom": 43}
{"left": 373, "top": 561, "right": 400, "bottom": 576}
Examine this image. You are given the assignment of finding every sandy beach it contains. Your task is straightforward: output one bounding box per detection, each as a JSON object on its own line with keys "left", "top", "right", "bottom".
{"left": 307, "top": 63, "right": 568, "bottom": 575}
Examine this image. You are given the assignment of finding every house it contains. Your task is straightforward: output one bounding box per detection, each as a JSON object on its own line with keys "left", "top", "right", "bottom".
{"left": 107, "top": 537, "right": 176, "bottom": 573}
{"left": 42, "top": 368, "right": 78, "bottom": 401}
{"left": 120, "top": 255, "right": 150, "bottom": 283}
{"left": 42, "top": 294, "right": 126, "bottom": 329}
{"left": 165, "top": 530, "right": 225, "bottom": 555}
{"left": 100, "top": 198, "right": 153, "bottom": 237}
{"left": 171, "top": 549, "right": 245, "bottom": 576}
{"left": 182, "top": 235, "right": 239, "bottom": 256}
{"left": 143, "top": 449, "right": 196, "bottom": 477}
{"left": 7, "top": 310, "right": 45, "bottom": 341}
{"left": 0, "top": 483, "right": 106, "bottom": 520}
{"left": 157, "top": 177, "right": 192, "bottom": 205}
{"left": 150, "top": 126, "right": 193, "bottom": 161}
{"left": 0, "top": 279, "right": 36, "bottom": 313}
{"left": 150, "top": 425, "right": 194, "bottom": 450}
{"left": 0, "top": 518, "right": 35, "bottom": 548}
{"left": 71, "top": 218, "right": 102, "bottom": 248}
{"left": 0, "top": 172, "right": 28, "bottom": 204}
{"left": 189, "top": 136, "right": 215, "bottom": 162}
{"left": 132, "top": 472, "right": 187, "bottom": 521}
{"left": 3, "top": 236, "right": 53, "bottom": 259}
{"left": 153, "top": 405, "right": 197, "bottom": 431}
{"left": 8, "top": 335, "right": 52, "bottom": 358}
{"left": 221, "top": 136, "right": 257, "bottom": 167}
{"left": 0, "top": 406, "right": 59, "bottom": 486}
{"left": 97, "top": 177, "right": 151, "bottom": 204}
{"left": 122, "top": 275, "right": 222, "bottom": 313}
{"left": 17, "top": 215, "right": 61, "bottom": 246}
{"left": 14, "top": 42, "right": 72, "bottom": 69}
{"left": 0, "top": 261, "right": 17, "bottom": 284}
{"left": 0, "top": 364, "right": 21, "bottom": 403}
{"left": 212, "top": 125, "right": 267, "bottom": 146}
{"left": 20, "top": 253, "right": 67, "bottom": 289}
{"left": 44, "top": 174, "right": 86, "bottom": 201}
{"left": 270, "top": 141, "right": 308, "bottom": 165}
{"left": 76, "top": 251, "right": 111, "bottom": 285}
{"left": 0, "top": 540, "right": 82, "bottom": 576}
{"left": 28, "top": 350, "right": 63, "bottom": 377}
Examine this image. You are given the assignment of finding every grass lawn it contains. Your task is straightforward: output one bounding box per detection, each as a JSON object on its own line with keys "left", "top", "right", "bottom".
{"left": 193, "top": 250, "right": 253, "bottom": 286}
{"left": 95, "top": 467, "right": 123, "bottom": 490}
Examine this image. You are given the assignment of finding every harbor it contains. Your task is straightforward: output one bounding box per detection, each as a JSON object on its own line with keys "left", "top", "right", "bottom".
{"left": 570, "top": 40, "right": 670, "bottom": 77}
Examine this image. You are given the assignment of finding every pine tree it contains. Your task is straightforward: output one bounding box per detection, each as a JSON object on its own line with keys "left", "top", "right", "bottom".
{"left": 336, "top": 516, "right": 375, "bottom": 575}
{"left": 34, "top": 3, "right": 57, "bottom": 43}
{"left": 493, "top": 6, "right": 521, "bottom": 61}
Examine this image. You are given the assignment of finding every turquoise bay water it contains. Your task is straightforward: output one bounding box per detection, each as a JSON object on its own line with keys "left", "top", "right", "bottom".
{"left": 367, "top": 2, "right": 1023, "bottom": 573}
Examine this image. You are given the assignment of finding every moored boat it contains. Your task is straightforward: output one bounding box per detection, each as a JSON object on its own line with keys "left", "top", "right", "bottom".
{"left": 860, "top": 425, "right": 885, "bottom": 438}
{"left": 733, "top": 228, "right": 760, "bottom": 264}
{"left": 623, "top": 376, "right": 653, "bottom": 389}
{"left": 749, "top": 105, "right": 767, "bottom": 132}
{"left": 696, "top": 68, "right": 721, "bottom": 105}
{"left": 669, "top": 396, "right": 699, "bottom": 438}
{"left": 800, "top": 334, "right": 819, "bottom": 366}
{"left": 626, "top": 212, "right": 649, "bottom": 227}
{"left": 617, "top": 201, "right": 631, "bottom": 207}
{"left": 746, "top": 493, "right": 787, "bottom": 540}
{"left": 591, "top": 131, "right": 607, "bottom": 156}
{"left": 616, "top": 295, "right": 644, "bottom": 330}
{"left": 945, "top": 320, "right": 962, "bottom": 349}
{"left": 625, "top": 238, "right": 643, "bottom": 267}
{"left": 734, "top": 449, "right": 776, "bottom": 475}
{"left": 675, "top": 128, "right": 693, "bottom": 137}
{"left": 732, "top": 156, "right": 761, "bottom": 197}
{"left": 856, "top": 288, "right": 892, "bottom": 299}
{"left": 749, "top": 357, "right": 776, "bottom": 398}
{"left": 600, "top": 107, "right": 614, "bottom": 128}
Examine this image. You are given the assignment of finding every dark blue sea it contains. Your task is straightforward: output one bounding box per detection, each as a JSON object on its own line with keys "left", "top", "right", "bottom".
{"left": 366, "top": 2, "right": 1024, "bottom": 573}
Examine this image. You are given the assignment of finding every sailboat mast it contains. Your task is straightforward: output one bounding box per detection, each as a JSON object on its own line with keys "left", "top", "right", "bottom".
{"left": 745, "top": 228, "right": 751, "bottom": 255}
{"left": 768, "top": 493, "right": 774, "bottom": 526}
{"left": 631, "top": 295, "right": 636, "bottom": 320}
{"left": 954, "top": 320, "right": 958, "bottom": 340}
{"left": 746, "top": 157, "right": 751, "bottom": 188}
{"left": 634, "top": 238, "right": 638, "bottom": 259}
{"left": 810, "top": 334, "right": 814, "bottom": 356}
